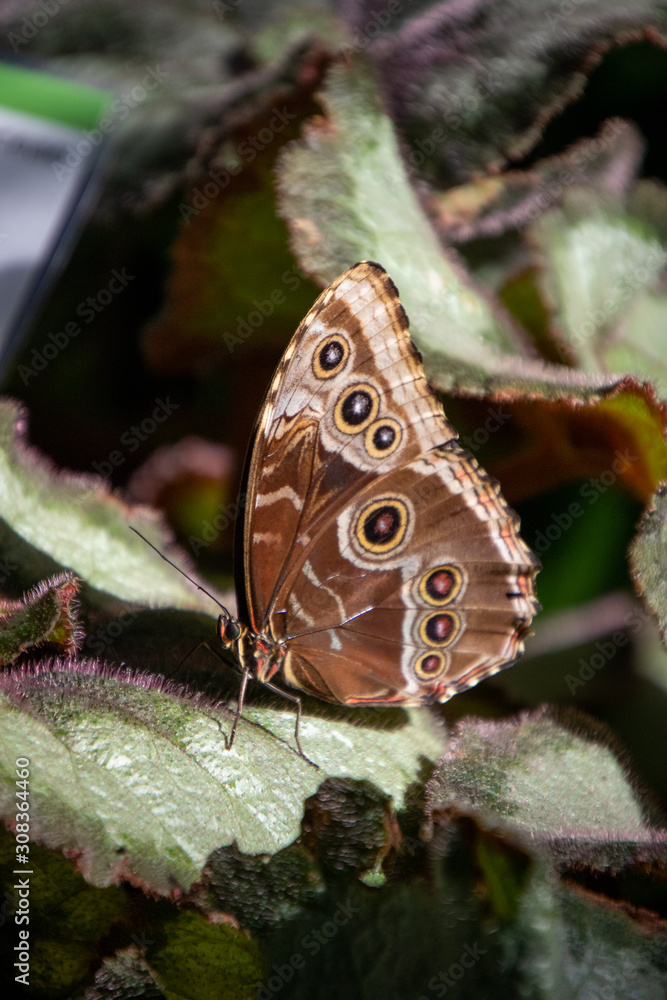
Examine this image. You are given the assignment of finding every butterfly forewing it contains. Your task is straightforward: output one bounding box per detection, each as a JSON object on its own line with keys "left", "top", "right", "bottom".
{"left": 241, "top": 261, "right": 539, "bottom": 705}
{"left": 243, "top": 264, "right": 455, "bottom": 621}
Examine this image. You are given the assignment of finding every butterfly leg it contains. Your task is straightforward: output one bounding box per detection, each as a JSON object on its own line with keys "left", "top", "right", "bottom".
{"left": 261, "top": 680, "right": 316, "bottom": 765}
{"left": 228, "top": 663, "right": 251, "bottom": 750}
{"left": 168, "top": 639, "right": 216, "bottom": 680}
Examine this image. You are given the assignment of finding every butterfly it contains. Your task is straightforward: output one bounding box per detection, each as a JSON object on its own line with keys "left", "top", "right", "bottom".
{"left": 138, "top": 262, "right": 539, "bottom": 756}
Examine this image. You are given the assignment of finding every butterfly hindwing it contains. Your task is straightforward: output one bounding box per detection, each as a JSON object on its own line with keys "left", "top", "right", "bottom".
{"left": 276, "top": 441, "right": 538, "bottom": 704}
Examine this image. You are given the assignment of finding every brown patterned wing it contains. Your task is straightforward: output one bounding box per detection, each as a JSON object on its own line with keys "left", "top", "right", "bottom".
{"left": 242, "top": 261, "right": 457, "bottom": 630}
{"left": 275, "top": 442, "right": 539, "bottom": 705}
{"left": 242, "top": 261, "right": 539, "bottom": 703}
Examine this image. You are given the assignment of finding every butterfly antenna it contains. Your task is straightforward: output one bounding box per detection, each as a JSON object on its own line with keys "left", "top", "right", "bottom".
{"left": 129, "top": 526, "right": 231, "bottom": 617}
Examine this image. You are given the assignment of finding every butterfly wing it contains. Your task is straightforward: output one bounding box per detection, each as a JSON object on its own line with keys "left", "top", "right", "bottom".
{"left": 241, "top": 261, "right": 456, "bottom": 626}
{"left": 241, "top": 261, "right": 539, "bottom": 704}
{"left": 275, "top": 441, "right": 538, "bottom": 704}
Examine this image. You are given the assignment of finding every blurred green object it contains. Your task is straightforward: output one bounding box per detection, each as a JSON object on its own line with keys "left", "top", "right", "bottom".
{"left": 0, "top": 60, "right": 110, "bottom": 128}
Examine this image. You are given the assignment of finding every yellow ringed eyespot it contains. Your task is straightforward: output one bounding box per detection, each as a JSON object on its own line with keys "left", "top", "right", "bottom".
{"left": 414, "top": 650, "right": 447, "bottom": 679}
{"left": 364, "top": 418, "right": 402, "bottom": 458}
{"left": 334, "top": 383, "right": 379, "bottom": 433}
{"left": 354, "top": 497, "right": 410, "bottom": 554}
{"left": 313, "top": 336, "right": 350, "bottom": 379}
{"left": 418, "top": 565, "right": 464, "bottom": 606}
{"left": 419, "top": 611, "right": 461, "bottom": 648}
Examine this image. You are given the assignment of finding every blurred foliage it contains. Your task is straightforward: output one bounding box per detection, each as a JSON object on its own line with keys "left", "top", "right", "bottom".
{"left": 1, "top": 0, "right": 667, "bottom": 996}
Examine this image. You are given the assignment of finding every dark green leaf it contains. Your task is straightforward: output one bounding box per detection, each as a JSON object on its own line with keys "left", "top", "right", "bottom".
{"left": 0, "top": 573, "right": 80, "bottom": 665}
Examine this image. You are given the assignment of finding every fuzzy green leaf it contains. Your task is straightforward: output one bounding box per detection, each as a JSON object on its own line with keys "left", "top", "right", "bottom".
{"left": 86, "top": 947, "right": 166, "bottom": 1000}
{"left": 258, "top": 824, "right": 667, "bottom": 1000}
{"left": 558, "top": 883, "right": 667, "bottom": 1000}
{"left": 365, "top": 0, "right": 667, "bottom": 187}
{"left": 147, "top": 910, "right": 263, "bottom": 1000}
{"left": 0, "top": 662, "right": 444, "bottom": 894}
{"left": 0, "top": 573, "right": 80, "bottom": 665}
{"left": 630, "top": 486, "right": 667, "bottom": 641}
{"left": 277, "top": 59, "right": 621, "bottom": 399}
{"left": 534, "top": 184, "right": 667, "bottom": 391}
{"left": 0, "top": 398, "right": 216, "bottom": 612}
{"left": 427, "top": 709, "right": 666, "bottom": 867}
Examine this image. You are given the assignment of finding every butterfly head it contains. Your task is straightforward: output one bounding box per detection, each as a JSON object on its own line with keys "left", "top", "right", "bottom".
{"left": 218, "top": 612, "right": 243, "bottom": 650}
{"left": 216, "top": 613, "right": 286, "bottom": 683}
